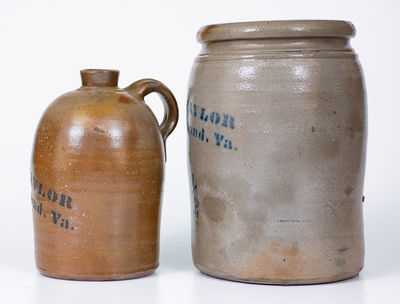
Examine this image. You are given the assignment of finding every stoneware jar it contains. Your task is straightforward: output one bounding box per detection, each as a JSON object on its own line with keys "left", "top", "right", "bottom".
{"left": 31, "top": 69, "right": 178, "bottom": 280}
{"left": 187, "top": 20, "right": 367, "bottom": 284}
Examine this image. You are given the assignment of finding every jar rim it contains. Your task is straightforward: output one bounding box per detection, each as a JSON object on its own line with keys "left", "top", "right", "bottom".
{"left": 197, "top": 20, "right": 355, "bottom": 43}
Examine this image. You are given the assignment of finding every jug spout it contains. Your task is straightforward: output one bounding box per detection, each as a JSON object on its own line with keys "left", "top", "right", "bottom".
{"left": 80, "top": 69, "right": 119, "bottom": 87}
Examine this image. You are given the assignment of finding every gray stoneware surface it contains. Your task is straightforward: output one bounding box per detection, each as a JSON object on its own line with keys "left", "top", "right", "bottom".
{"left": 187, "top": 20, "right": 367, "bottom": 285}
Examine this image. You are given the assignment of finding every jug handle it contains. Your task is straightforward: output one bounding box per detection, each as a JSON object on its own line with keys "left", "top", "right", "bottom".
{"left": 125, "top": 79, "right": 179, "bottom": 143}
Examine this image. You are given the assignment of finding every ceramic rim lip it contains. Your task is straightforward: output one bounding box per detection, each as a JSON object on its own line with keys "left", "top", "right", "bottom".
{"left": 197, "top": 20, "right": 355, "bottom": 43}
{"left": 81, "top": 68, "right": 120, "bottom": 73}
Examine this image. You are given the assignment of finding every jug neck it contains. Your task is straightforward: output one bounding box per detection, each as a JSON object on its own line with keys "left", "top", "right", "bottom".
{"left": 197, "top": 20, "right": 357, "bottom": 59}
{"left": 80, "top": 69, "right": 119, "bottom": 87}
{"left": 201, "top": 37, "right": 353, "bottom": 53}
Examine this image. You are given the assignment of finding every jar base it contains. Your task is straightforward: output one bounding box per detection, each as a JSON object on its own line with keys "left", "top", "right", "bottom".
{"left": 38, "top": 267, "right": 157, "bottom": 281}
{"left": 195, "top": 263, "right": 361, "bottom": 285}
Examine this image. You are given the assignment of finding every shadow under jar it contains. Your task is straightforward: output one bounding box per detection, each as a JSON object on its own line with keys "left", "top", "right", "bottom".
{"left": 187, "top": 20, "right": 367, "bottom": 285}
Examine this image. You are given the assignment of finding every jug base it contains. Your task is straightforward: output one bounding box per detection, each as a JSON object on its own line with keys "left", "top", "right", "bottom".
{"left": 38, "top": 267, "right": 157, "bottom": 281}
{"left": 196, "top": 263, "right": 361, "bottom": 285}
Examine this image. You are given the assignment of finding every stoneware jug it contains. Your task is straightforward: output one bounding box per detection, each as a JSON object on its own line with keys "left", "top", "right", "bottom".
{"left": 31, "top": 69, "right": 178, "bottom": 280}
{"left": 187, "top": 20, "right": 367, "bottom": 284}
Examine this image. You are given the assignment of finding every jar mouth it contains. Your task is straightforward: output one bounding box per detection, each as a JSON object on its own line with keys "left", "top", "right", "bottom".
{"left": 197, "top": 20, "right": 355, "bottom": 43}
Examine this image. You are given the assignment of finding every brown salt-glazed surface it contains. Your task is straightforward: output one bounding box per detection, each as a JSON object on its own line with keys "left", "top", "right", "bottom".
{"left": 187, "top": 20, "right": 367, "bottom": 285}
{"left": 31, "top": 69, "right": 178, "bottom": 280}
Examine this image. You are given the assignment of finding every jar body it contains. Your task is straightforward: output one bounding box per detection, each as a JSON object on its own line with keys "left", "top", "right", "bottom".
{"left": 31, "top": 87, "right": 164, "bottom": 280}
{"left": 187, "top": 21, "right": 367, "bottom": 284}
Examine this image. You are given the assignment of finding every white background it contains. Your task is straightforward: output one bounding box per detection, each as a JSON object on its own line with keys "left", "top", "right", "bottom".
{"left": 0, "top": 0, "right": 399, "bottom": 303}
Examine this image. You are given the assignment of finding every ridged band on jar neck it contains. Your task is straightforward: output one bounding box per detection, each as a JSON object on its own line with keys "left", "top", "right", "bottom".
{"left": 197, "top": 20, "right": 357, "bottom": 60}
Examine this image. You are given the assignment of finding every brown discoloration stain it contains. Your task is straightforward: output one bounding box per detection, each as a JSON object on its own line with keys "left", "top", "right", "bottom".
{"left": 200, "top": 25, "right": 218, "bottom": 41}
{"left": 218, "top": 241, "right": 353, "bottom": 282}
{"left": 221, "top": 242, "right": 316, "bottom": 281}
{"left": 203, "top": 196, "right": 227, "bottom": 222}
